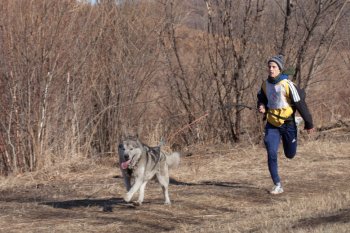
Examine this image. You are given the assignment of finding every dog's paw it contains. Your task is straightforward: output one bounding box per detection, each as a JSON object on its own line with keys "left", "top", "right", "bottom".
{"left": 164, "top": 201, "right": 171, "bottom": 205}
{"left": 133, "top": 201, "right": 142, "bottom": 206}
{"left": 123, "top": 194, "right": 132, "bottom": 203}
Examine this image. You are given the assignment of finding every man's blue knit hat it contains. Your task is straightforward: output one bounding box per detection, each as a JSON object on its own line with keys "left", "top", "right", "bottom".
{"left": 268, "top": 55, "right": 284, "bottom": 71}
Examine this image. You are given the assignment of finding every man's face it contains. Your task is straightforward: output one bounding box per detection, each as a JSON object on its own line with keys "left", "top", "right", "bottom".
{"left": 268, "top": 62, "right": 281, "bottom": 78}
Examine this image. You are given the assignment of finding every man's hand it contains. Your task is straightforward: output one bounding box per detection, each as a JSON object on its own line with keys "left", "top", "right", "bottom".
{"left": 305, "top": 128, "right": 315, "bottom": 134}
{"left": 258, "top": 105, "right": 266, "bottom": 114}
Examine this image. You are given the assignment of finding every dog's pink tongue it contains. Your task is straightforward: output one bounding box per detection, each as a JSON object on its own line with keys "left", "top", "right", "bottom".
{"left": 121, "top": 160, "right": 131, "bottom": 169}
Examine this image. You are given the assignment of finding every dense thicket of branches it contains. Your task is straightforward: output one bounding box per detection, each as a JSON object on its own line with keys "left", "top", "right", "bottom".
{"left": 0, "top": 0, "right": 349, "bottom": 175}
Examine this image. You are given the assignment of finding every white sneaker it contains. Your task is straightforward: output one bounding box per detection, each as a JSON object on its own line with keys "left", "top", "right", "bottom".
{"left": 270, "top": 185, "right": 284, "bottom": 195}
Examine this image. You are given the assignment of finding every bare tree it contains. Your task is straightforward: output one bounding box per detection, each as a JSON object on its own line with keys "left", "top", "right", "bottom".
{"left": 202, "top": 0, "right": 266, "bottom": 143}
{"left": 83, "top": 1, "right": 166, "bottom": 155}
{"left": 287, "top": 0, "right": 348, "bottom": 90}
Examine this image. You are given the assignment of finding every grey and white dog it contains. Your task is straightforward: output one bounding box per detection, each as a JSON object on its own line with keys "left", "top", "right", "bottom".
{"left": 118, "top": 136, "right": 180, "bottom": 205}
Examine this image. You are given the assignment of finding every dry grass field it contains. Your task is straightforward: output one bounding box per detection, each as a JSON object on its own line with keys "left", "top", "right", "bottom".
{"left": 0, "top": 131, "right": 349, "bottom": 233}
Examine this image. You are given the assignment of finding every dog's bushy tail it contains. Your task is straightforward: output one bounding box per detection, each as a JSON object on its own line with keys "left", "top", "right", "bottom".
{"left": 166, "top": 152, "right": 180, "bottom": 169}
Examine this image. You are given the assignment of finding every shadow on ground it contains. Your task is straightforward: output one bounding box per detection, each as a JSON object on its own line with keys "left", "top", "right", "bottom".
{"left": 293, "top": 208, "right": 350, "bottom": 229}
{"left": 41, "top": 198, "right": 128, "bottom": 211}
{"left": 170, "top": 177, "right": 260, "bottom": 190}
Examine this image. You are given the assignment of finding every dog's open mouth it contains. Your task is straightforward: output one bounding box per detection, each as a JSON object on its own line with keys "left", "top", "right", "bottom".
{"left": 121, "top": 160, "right": 131, "bottom": 169}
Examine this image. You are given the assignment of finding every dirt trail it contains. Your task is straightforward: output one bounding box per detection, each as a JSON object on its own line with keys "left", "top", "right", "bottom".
{"left": 0, "top": 141, "right": 349, "bottom": 233}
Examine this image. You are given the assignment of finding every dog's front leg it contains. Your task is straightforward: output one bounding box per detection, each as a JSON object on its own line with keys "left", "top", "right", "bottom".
{"left": 121, "top": 170, "right": 131, "bottom": 191}
{"left": 136, "top": 181, "right": 148, "bottom": 205}
{"left": 124, "top": 177, "right": 143, "bottom": 203}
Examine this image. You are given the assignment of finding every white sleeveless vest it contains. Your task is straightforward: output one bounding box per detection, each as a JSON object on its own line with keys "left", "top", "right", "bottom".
{"left": 265, "top": 80, "right": 290, "bottom": 109}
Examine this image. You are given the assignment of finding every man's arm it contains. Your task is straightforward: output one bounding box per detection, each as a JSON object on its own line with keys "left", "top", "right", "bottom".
{"left": 288, "top": 81, "right": 314, "bottom": 130}
{"left": 257, "top": 88, "right": 267, "bottom": 113}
